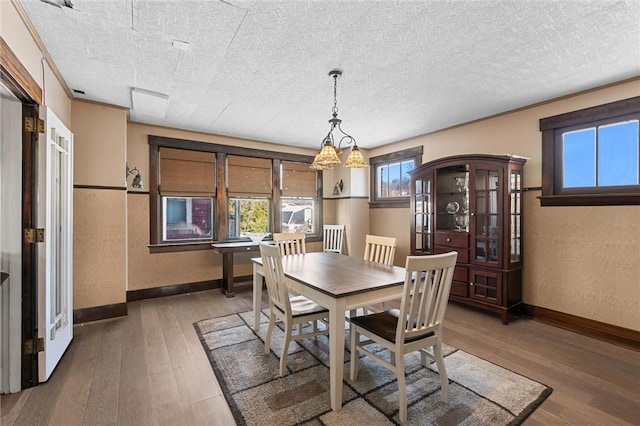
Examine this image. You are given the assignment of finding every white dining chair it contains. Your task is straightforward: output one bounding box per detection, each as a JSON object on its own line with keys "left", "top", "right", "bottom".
{"left": 272, "top": 232, "right": 306, "bottom": 255}
{"left": 259, "top": 243, "right": 328, "bottom": 376}
{"left": 349, "top": 251, "right": 458, "bottom": 424}
{"left": 351, "top": 234, "right": 398, "bottom": 316}
{"left": 363, "top": 234, "right": 397, "bottom": 266}
{"left": 323, "top": 224, "right": 345, "bottom": 254}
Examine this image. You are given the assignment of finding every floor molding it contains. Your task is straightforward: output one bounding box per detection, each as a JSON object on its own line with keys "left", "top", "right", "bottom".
{"left": 126, "top": 275, "right": 253, "bottom": 302}
{"left": 521, "top": 304, "right": 639, "bottom": 351}
{"left": 73, "top": 303, "right": 127, "bottom": 324}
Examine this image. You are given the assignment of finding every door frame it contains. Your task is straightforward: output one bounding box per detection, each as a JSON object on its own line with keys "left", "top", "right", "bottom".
{"left": 1, "top": 36, "right": 44, "bottom": 390}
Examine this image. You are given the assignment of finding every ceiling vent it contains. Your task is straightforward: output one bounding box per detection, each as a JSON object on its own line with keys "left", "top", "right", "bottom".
{"left": 131, "top": 88, "right": 169, "bottom": 117}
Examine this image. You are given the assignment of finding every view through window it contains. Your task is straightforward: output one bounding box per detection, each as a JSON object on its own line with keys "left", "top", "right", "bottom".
{"left": 562, "top": 120, "right": 639, "bottom": 188}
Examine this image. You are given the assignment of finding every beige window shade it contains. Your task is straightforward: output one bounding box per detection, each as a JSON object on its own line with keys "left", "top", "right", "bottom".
{"left": 160, "top": 148, "right": 216, "bottom": 195}
{"left": 227, "top": 155, "right": 272, "bottom": 196}
{"left": 282, "top": 161, "right": 317, "bottom": 197}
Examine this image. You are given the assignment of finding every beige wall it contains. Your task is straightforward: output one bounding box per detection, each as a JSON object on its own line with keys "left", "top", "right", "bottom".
{"left": 71, "top": 100, "right": 128, "bottom": 308}
{"left": 1, "top": 1, "right": 71, "bottom": 123}
{"left": 368, "top": 79, "right": 640, "bottom": 330}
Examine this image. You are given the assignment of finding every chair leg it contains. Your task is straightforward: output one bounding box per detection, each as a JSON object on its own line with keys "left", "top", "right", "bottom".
{"left": 280, "top": 323, "right": 291, "bottom": 377}
{"left": 349, "top": 327, "right": 359, "bottom": 380}
{"left": 395, "top": 352, "right": 407, "bottom": 425}
{"left": 434, "top": 343, "right": 449, "bottom": 403}
{"left": 265, "top": 311, "right": 276, "bottom": 355}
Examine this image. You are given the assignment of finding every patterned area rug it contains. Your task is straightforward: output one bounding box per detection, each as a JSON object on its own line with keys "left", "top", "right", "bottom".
{"left": 194, "top": 311, "right": 552, "bottom": 426}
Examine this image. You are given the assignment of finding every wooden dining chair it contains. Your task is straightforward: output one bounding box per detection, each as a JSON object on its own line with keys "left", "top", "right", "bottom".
{"left": 364, "top": 234, "right": 397, "bottom": 265}
{"left": 272, "top": 232, "right": 306, "bottom": 255}
{"left": 259, "top": 243, "right": 328, "bottom": 376}
{"left": 323, "top": 224, "right": 345, "bottom": 254}
{"left": 349, "top": 251, "right": 458, "bottom": 424}
{"left": 351, "top": 234, "right": 398, "bottom": 316}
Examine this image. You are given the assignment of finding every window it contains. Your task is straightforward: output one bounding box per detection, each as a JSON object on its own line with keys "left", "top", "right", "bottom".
{"left": 148, "top": 136, "right": 322, "bottom": 251}
{"left": 158, "top": 148, "right": 216, "bottom": 244}
{"left": 369, "top": 146, "right": 423, "bottom": 208}
{"left": 281, "top": 161, "right": 318, "bottom": 234}
{"left": 163, "top": 196, "right": 213, "bottom": 241}
{"left": 228, "top": 198, "right": 270, "bottom": 237}
{"left": 540, "top": 96, "right": 640, "bottom": 206}
{"left": 227, "top": 156, "right": 272, "bottom": 238}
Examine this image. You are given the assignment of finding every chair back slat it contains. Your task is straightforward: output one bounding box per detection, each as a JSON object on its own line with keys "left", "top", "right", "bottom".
{"left": 323, "top": 225, "right": 345, "bottom": 253}
{"left": 398, "top": 252, "right": 458, "bottom": 341}
{"left": 272, "top": 232, "right": 306, "bottom": 255}
{"left": 259, "top": 243, "right": 291, "bottom": 315}
{"left": 363, "top": 234, "right": 397, "bottom": 266}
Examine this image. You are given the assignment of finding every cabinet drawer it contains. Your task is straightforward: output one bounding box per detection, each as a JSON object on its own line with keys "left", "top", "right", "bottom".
{"left": 450, "top": 281, "right": 468, "bottom": 298}
{"left": 435, "top": 246, "right": 469, "bottom": 263}
{"left": 435, "top": 232, "right": 469, "bottom": 248}
{"left": 454, "top": 266, "right": 468, "bottom": 282}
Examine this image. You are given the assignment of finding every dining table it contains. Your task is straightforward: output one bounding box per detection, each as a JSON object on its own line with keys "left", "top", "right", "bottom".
{"left": 251, "top": 251, "right": 407, "bottom": 412}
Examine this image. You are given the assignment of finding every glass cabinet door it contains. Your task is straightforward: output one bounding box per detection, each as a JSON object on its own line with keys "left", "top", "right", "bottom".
{"left": 510, "top": 169, "right": 522, "bottom": 264}
{"left": 413, "top": 174, "right": 432, "bottom": 253}
{"left": 472, "top": 166, "right": 502, "bottom": 266}
{"left": 435, "top": 166, "right": 469, "bottom": 232}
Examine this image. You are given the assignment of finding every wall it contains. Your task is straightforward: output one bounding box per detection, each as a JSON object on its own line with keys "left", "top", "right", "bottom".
{"left": 71, "top": 100, "right": 128, "bottom": 309}
{"left": 322, "top": 150, "right": 370, "bottom": 257}
{"left": 368, "top": 79, "right": 640, "bottom": 331}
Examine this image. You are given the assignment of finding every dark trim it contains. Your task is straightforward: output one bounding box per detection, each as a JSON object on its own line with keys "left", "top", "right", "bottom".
{"left": 538, "top": 193, "right": 640, "bottom": 206}
{"left": 369, "top": 200, "right": 409, "bottom": 208}
{"left": 126, "top": 277, "right": 254, "bottom": 302}
{"left": 523, "top": 186, "right": 542, "bottom": 192}
{"left": 21, "top": 104, "right": 39, "bottom": 389}
{"left": 0, "top": 37, "right": 42, "bottom": 104}
{"left": 73, "top": 303, "right": 128, "bottom": 324}
{"left": 522, "top": 304, "right": 640, "bottom": 351}
{"left": 127, "top": 190, "right": 150, "bottom": 195}
{"left": 148, "top": 135, "right": 315, "bottom": 163}
{"left": 73, "top": 184, "right": 127, "bottom": 191}
{"left": 539, "top": 96, "right": 640, "bottom": 131}
{"left": 149, "top": 242, "right": 213, "bottom": 253}
{"left": 324, "top": 196, "right": 369, "bottom": 200}
{"left": 368, "top": 146, "right": 424, "bottom": 165}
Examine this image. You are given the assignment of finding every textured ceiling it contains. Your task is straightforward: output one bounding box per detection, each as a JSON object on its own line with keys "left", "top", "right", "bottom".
{"left": 18, "top": 0, "right": 640, "bottom": 150}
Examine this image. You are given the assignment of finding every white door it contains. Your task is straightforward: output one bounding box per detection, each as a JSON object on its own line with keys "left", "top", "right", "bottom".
{"left": 37, "top": 107, "right": 73, "bottom": 382}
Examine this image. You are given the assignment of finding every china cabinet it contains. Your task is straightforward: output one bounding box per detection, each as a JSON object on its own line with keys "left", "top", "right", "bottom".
{"left": 410, "top": 154, "right": 526, "bottom": 324}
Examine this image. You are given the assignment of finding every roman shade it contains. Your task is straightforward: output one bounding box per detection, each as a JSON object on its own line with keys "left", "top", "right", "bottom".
{"left": 282, "top": 161, "right": 316, "bottom": 197}
{"left": 227, "top": 156, "right": 272, "bottom": 196}
{"left": 160, "top": 147, "right": 216, "bottom": 195}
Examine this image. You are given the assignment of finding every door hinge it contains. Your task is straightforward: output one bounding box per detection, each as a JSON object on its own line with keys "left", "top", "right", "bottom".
{"left": 24, "top": 337, "right": 45, "bottom": 355}
{"left": 25, "top": 228, "right": 45, "bottom": 243}
{"left": 24, "top": 116, "right": 45, "bottom": 133}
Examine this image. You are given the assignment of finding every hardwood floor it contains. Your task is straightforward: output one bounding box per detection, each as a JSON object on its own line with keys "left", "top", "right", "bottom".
{"left": 2, "top": 285, "right": 639, "bottom": 425}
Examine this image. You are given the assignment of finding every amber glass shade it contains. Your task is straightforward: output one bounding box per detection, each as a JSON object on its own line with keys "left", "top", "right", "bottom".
{"left": 344, "top": 146, "right": 367, "bottom": 168}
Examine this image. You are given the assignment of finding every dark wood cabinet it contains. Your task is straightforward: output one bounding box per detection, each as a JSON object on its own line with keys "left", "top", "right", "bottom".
{"left": 410, "top": 154, "right": 526, "bottom": 324}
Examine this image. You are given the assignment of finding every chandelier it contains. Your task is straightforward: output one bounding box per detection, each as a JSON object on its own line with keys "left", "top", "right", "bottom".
{"left": 310, "top": 70, "right": 367, "bottom": 170}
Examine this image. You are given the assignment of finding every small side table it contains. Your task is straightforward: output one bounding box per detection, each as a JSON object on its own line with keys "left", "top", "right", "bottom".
{"left": 211, "top": 241, "right": 261, "bottom": 297}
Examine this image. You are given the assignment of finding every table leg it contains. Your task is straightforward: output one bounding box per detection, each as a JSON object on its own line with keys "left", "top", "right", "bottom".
{"left": 329, "top": 300, "right": 346, "bottom": 411}
{"left": 253, "top": 263, "right": 263, "bottom": 330}
{"left": 221, "top": 253, "right": 235, "bottom": 297}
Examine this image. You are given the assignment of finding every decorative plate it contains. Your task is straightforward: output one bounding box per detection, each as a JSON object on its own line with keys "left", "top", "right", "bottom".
{"left": 446, "top": 201, "right": 460, "bottom": 214}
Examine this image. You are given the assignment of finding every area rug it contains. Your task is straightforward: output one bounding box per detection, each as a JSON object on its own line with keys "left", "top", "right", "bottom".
{"left": 194, "top": 311, "right": 552, "bottom": 426}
